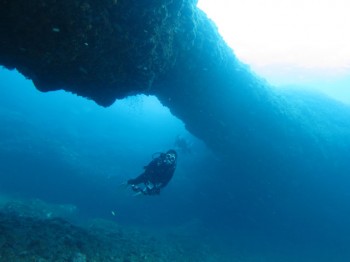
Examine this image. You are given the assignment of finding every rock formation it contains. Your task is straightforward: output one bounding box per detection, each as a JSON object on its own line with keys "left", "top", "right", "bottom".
{"left": 1, "top": 0, "right": 349, "bottom": 175}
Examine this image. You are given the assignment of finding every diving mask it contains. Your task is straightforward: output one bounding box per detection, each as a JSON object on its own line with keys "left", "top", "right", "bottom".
{"left": 164, "top": 152, "right": 176, "bottom": 165}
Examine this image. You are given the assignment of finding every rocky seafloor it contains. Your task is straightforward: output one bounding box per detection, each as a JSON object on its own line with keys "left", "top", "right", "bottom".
{"left": 1, "top": 196, "right": 347, "bottom": 262}
{"left": 0, "top": 197, "right": 225, "bottom": 262}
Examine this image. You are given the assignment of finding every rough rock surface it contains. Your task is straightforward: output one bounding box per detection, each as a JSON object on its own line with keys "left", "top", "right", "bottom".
{"left": 1, "top": 0, "right": 349, "bottom": 175}
{"left": 0, "top": 211, "right": 214, "bottom": 261}
{"left": 0, "top": 0, "right": 199, "bottom": 105}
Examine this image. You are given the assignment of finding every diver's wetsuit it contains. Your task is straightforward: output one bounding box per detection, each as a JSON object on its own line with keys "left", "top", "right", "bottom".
{"left": 128, "top": 153, "right": 176, "bottom": 195}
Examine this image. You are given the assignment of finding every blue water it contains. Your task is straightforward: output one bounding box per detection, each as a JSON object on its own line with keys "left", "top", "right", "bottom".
{"left": 1, "top": 67, "right": 350, "bottom": 261}
{"left": 0, "top": 68, "right": 215, "bottom": 225}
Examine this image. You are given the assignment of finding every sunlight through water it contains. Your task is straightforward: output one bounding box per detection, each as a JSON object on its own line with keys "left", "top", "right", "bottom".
{"left": 197, "top": 0, "right": 350, "bottom": 103}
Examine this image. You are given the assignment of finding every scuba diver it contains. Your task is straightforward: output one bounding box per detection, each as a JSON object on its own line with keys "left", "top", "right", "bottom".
{"left": 127, "top": 149, "right": 177, "bottom": 196}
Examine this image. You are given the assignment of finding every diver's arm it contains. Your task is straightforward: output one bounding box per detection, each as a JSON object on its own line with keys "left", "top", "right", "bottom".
{"left": 143, "top": 158, "right": 159, "bottom": 170}
{"left": 157, "top": 165, "right": 176, "bottom": 188}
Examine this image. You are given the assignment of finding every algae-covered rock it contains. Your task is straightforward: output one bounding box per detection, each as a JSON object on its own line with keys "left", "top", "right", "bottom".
{"left": 0, "top": 208, "right": 219, "bottom": 261}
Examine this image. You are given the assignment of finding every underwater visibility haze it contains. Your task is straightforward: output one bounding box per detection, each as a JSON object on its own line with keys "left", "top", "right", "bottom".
{"left": 2, "top": 65, "right": 350, "bottom": 261}
{"left": 1, "top": 1, "right": 350, "bottom": 261}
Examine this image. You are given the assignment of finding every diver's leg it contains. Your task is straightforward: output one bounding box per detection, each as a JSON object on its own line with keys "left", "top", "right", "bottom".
{"left": 127, "top": 173, "right": 147, "bottom": 185}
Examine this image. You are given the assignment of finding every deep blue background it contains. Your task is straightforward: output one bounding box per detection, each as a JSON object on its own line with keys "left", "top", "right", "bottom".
{"left": 1, "top": 67, "right": 350, "bottom": 260}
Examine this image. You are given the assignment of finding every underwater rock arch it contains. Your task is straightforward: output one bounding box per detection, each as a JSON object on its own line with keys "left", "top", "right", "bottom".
{"left": 1, "top": 0, "right": 349, "bottom": 175}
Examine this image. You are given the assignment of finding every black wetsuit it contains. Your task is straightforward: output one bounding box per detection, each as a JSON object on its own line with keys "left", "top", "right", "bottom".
{"left": 128, "top": 154, "right": 176, "bottom": 195}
